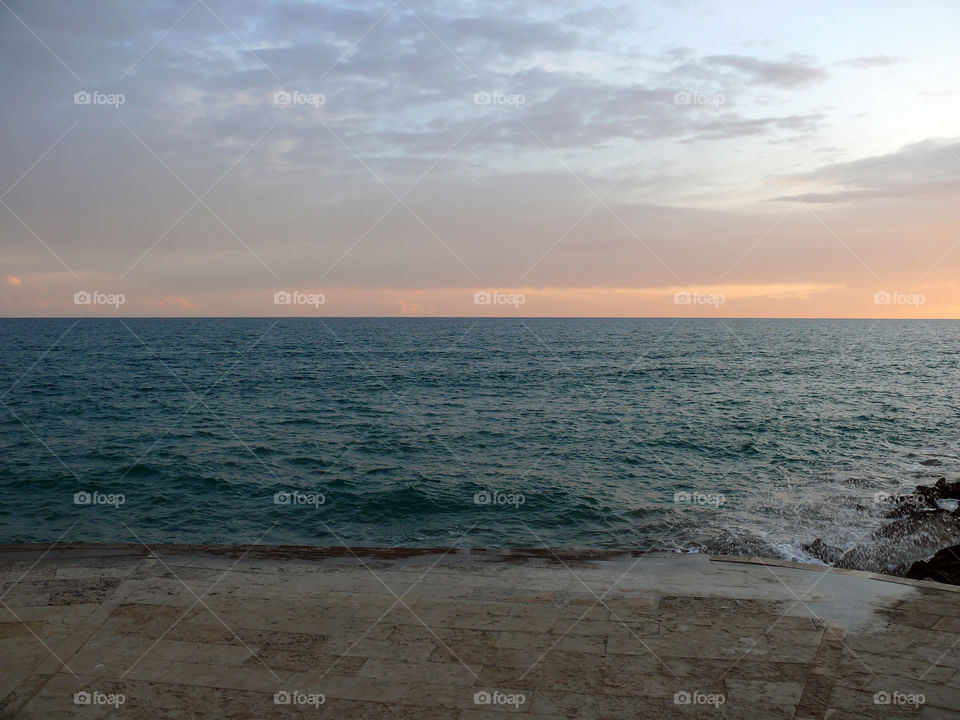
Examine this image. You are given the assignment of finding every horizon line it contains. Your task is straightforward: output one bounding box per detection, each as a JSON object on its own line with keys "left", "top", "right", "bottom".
{"left": 2, "top": 316, "right": 959, "bottom": 321}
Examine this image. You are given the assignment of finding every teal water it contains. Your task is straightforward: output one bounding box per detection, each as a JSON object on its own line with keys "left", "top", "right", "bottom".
{"left": 1, "top": 318, "right": 958, "bottom": 571}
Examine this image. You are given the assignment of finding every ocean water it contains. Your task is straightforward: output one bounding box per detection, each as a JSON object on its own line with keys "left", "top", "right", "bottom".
{"left": 2, "top": 318, "right": 959, "bottom": 572}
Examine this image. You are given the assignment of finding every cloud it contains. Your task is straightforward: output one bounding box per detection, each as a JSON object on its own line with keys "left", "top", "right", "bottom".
{"left": 143, "top": 296, "right": 197, "bottom": 310}
{"left": 0, "top": 0, "right": 955, "bottom": 317}
{"left": 614, "top": 283, "right": 841, "bottom": 300}
{"left": 838, "top": 56, "right": 904, "bottom": 69}
{"left": 701, "top": 54, "right": 828, "bottom": 88}
{"left": 682, "top": 113, "right": 826, "bottom": 143}
{"left": 6, "top": 276, "right": 22, "bottom": 285}
{"left": 396, "top": 300, "right": 433, "bottom": 315}
{"left": 772, "top": 138, "right": 960, "bottom": 203}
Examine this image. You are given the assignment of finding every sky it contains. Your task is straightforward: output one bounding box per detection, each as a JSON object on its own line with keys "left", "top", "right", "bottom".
{"left": 1, "top": 0, "right": 958, "bottom": 317}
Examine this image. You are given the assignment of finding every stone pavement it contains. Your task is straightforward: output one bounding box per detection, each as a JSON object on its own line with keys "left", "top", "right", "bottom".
{"left": 1, "top": 544, "right": 959, "bottom": 718}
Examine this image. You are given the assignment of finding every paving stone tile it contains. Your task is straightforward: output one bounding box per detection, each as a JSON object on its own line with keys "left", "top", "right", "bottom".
{"left": 358, "top": 657, "right": 480, "bottom": 686}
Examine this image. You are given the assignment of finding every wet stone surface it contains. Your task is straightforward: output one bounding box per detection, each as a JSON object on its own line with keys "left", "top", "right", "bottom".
{"left": 1, "top": 546, "right": 959, "bottom": 718}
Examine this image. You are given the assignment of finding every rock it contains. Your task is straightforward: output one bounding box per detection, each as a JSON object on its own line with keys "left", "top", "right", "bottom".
{"left": 883, "top": 500, "right": 937, "bottom": 519}
{"left": 906, "top": 545, "right": 960, "bottom": 586}
{"left": 803, "top": 539, "right": 843, "bottom": 565}
{"left": 874, "top": 510, "right": 960, "bottom": 540}
{"left": 912, "top": 477, "right": 960, "bottom": 501}
{"left": 933, "top": 477, "right": 960, "bottom": 499}
{"left": 913, "top": 485, "right": 941, "bottom": 509}
{"left": 886, "top": 478, "right": 960, "bottom": 518}
{"left": 850, "top": 479, "right": 960, "bottom": 579}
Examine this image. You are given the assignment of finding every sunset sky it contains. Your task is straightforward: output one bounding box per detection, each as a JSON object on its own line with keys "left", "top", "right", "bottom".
{"left": 1, "top": 0, "right": 959, "bottom": 317}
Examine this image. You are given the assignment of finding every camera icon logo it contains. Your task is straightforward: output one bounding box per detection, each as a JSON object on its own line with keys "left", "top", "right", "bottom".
{"left": 874, "top": 691, "right": 891, "bottom": 705}
{"left": 74, "top": 491, "right": 92, "bottom": 505}
{"left": 73, "top": 691, "right": 92, "bottom": 705}
{"left": 673, "top": 691, "right": 692, "bottom": 704}
{"left": 674, "top": 91, "right": 692, "bottom": 105}
{"left": 274, "top": 491, "right": 292, "bottom": 505}
{"left": 874, "top": 291, "right": 892, "bottom": 305}
{"left": 474, "top": 691, "right": 492, "bottom": 704}
{"left": 473, "top": 291, "right": 492, "bottom": 305}
{"left": 74, "top": 290, "right": 92, "bottom": 305}
{"left": 673, "top": 292, "right": 691, "bottom": 305}
{"left": 673, "top": 491, "right": 691, "bottom": 504}
{"left": 274, "top": 291, "right": 292, "bottom": 305}
{"left": 274, "top": 91, "right": 291, "bottom": 105}
{"left": 74, "top": 91, "right": 92, "bottom": 105}
{"left": 473, "top": 491, "right": 492, "bottom": 505}
{"left": 473, "top": 92, "right": 492, "bottom": 105}
{"left": 274, "top": 691, "right": 292, "bottom": 704}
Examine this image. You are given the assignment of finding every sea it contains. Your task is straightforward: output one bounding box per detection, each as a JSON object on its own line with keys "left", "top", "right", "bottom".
{"left": 2, "top": 318, "right": 959, "bottom": 574}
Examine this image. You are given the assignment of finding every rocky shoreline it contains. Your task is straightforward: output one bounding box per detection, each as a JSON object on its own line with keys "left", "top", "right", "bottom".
{"left": 804, "top": 477, "right": 960, "bottom": 585}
